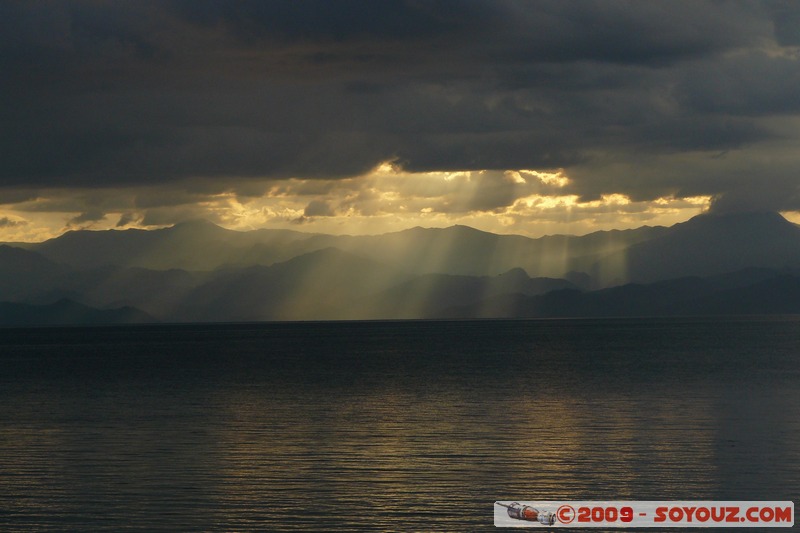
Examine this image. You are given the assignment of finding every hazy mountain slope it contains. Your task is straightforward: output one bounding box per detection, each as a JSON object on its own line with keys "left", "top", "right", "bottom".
{"left": 0, "top": 299, "right": 156, "bottom": 326}
{"left": 32, "top": 220, "right": 315, "bottom": 270}
{"left": 444, "top": 269, "right": 800, "bottom": 318}
{"left": 0, "top": 245, "right": 205, "bottom": 317}
{"left": 7, "top": 212, "right": 800, "bottom": 322}
{"left": 301, "top": 224, "right": 665, "bottom": 278}
{"left": 29, "top": 219, "right": 665, "bottom": 278}
{"left": 174, "top": 248, "right": 407, "bottom": 322}
{"left": 70, "top": 267, "right": 204, "bottom": 318}
{"left": 67, "top": 255, "right": 579, "bottom": 322}
{"left": 591, "top": 212, "right": 800, "bottom": 285}
{"left": 348, "top": 268, "right": 577, "bottom": 319}
{"left": 0, "top": 245, "right": 74, "bottom": 300}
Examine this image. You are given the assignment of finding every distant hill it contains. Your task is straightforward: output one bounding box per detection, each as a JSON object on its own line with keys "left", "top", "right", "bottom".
{"left": 173, "top": 248, "right": 406, "bottom": 322}
{"left": 0, "top": 245, "right": 73, "bottom": 300}
{"left": 31, "top": 220, "right": 315, "bottom": 270}
{"left": 0, "top": 299, "right": 156, "bottom": 326}
{"left": 318, "top": 224, "right": 664, "bottom": 278}
{"left": 27, "top": 219, "right": 665, "bottom": 278}
{"left": 591, "top": 211, "right": 800, "bottom": 285}
{"left": 0, "top": 245, "right": 203, "bottom": 318}
{"left": 444, "top": 269, "right": 800, "bottom": 318}
{"left": 346, "top": 268, "right": 577, "bottom": 319}
{"left": 2, "top": 212, "right": 800, "bottom": 323}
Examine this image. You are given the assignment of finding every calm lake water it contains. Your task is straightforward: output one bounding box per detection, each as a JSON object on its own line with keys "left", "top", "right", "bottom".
{"left": 0, "top": 318, "right": 798, "bottom": 531}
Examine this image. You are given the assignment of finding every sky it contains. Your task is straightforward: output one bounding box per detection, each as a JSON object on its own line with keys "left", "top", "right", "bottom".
{"left": 2, "top": 0, "right": 800, "bottom": 241}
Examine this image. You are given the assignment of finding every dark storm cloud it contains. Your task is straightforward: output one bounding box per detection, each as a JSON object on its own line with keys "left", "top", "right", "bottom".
{"left": 66, "top": 209, "right": 106, "bottom": 227}
{"left": 116, "top": 212, "right": 138, "bottom": 227}
{"left": 0, "top": 216, "right": 26, "bottom": 228}
{"left": 1, "top": 0, "right": 799, "bottom": 212}
{"left": 768, "top": 0, "right": 800, "bottom": 46}
{"left": 166, "top": 0, "right": 486, "bottom": 43}
{"left": 303, "top": 199, "right": 335, "bottom": 217}
{"left": 709, "top": 181, "right": 800, "bottom": 214}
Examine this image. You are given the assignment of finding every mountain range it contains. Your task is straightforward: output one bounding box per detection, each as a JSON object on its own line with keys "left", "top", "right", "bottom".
{"left": 1, "top": 211, "right": 799, "bottom": 324}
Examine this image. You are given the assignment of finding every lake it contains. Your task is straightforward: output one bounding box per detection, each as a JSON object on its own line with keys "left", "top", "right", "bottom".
{"left": 0, "top": 318, "right": 798, "bottom": 531}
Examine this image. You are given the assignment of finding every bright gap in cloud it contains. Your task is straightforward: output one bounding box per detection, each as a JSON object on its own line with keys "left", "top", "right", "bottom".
{"left": 0, "top": 164, "right": 713, "bottom": 241}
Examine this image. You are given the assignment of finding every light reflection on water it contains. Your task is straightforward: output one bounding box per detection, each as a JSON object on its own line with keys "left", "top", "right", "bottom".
{"left": 0, "top": 318, "right": 798, "bottom": 531}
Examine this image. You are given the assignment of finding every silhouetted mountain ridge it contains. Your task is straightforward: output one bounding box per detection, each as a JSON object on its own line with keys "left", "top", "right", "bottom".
{"left": 0, "top": 299, "right": 155, "bottom": 326}
{"left": 445, "top": 269, "right": 800, "bottom": 318}
{"left": 592, "top": 211, "right": 800, "bottom": 284}
{"left": 173, "top": 248, "right": 405, "bottom": 322}
{"left": 26, "top": 218, "right": 667, "bottom": 277}
{"left": 344, "top": 269, "right": 578, "bottom": 319}
{"left": 2, "top": 211, "right": 800, "bottom": 323}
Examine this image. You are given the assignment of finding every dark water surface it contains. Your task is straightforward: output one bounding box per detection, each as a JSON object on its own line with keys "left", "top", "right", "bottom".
{"left": 0, "top": 318, "right": 798, "bottom": 531}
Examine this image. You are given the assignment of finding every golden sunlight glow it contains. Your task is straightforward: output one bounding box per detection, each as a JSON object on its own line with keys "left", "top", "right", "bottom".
{"left": 518, "top": 169, "right": 571, "bottom": 187}
{"left": 504, "top": 171, "right": 528, "bottom": 184}
{"left": 374, "top": 161, "right": 397, "bottom": 174}
{"left": 516, "top": 194, "right": 581, "bottom": 209}
{"left": 597, "top": 193, "right": 631, "bottom": 205}
{"left": 782, "top": 211, "right": 800, "bottom": 225}
{"left": 0, "top": 164, "right": 714, "bottom": 242}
